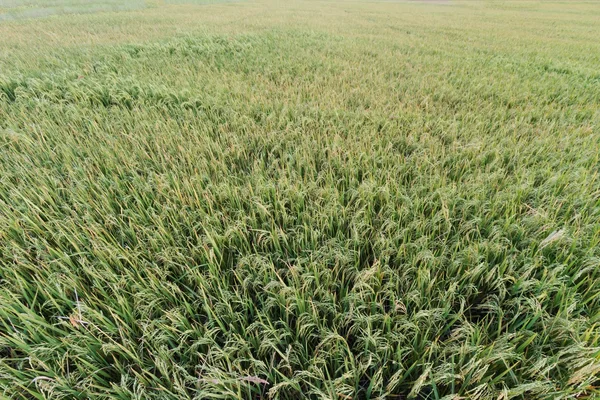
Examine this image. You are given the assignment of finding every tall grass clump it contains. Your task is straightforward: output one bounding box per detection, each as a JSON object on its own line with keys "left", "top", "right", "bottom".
{"left": 1, "top": 0, "right": 600, "bottom": 399}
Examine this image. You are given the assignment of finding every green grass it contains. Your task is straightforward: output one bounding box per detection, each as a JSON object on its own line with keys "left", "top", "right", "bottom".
{"left": 163, "top": 0, "right": 243, "bottom": 4}
{"left": 1, "top": 0, "right": 600, "bottom": 399}
{"left": 0, "top": 0, "right": 146, "bottom": 20}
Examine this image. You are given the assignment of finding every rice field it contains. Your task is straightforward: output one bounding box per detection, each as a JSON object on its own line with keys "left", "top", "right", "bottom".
{"left": 1, "top": 0, "right": 599, "bottom": 399}
{"left": 0, "top": 0, "right": 147, "bottom": 20}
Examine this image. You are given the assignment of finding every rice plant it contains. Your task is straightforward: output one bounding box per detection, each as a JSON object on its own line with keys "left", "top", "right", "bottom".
{"left": 0, "top": 0, "right": 599, "bottom": 399}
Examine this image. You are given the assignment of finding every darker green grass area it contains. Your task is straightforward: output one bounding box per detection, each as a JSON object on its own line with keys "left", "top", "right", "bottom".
{"left": 1, "top": 3, "right": 600, "bottom": 400}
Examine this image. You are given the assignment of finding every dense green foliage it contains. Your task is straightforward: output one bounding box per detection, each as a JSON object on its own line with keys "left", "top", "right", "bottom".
{"left": 1, "top": 1, "right": 599, "bottom": 399}
{"left": 0, "top": 0, "right": 146, "bottom": 20}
